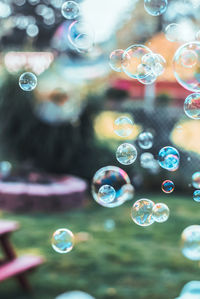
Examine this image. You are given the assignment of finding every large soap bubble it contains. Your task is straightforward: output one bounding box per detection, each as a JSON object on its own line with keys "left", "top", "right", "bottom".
{"left": 122, "top": 44, "right": 152, "bottom": 79}
{"left": 158, "top": 146, "right": 180, "bottom": 171}
{"left": 131, "top": 198, "right": 155, "bottom": 226}
{"left": 181, "top": 225, "right": 200, "bottom": 261}
{"left": 173, "top": 42, "right": 200, "bottom": 92}
{"left": 51, "top": 228, "right": 74, "bottom": 254}
{"left": 184, "top": 93, "right": 200, "bottom": 119}
{"left": 144, "top": 0, "right": 168, "bottom": 16}
{"left": 92, "top": 166, "right": 131, "bottom": 208}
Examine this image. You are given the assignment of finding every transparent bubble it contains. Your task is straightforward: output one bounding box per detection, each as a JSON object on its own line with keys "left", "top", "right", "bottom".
{"left": 165, "top": 23, "right": 181, "bottom": 42}
{"left": 104, "top": 219, "right": 115, "bottom": 232}
{"left": 192, "top": 172, "right": 200, "bottom": 189}
{"left": 137, "top": 72, "right": 157, "bottom": 84}
{"left": 142, "top": 53, "right": 166, "bottom": 76}
{"left": 173, "top": 42, "right": 200, "bottom": 92}
{"left": 116, "top": 143, "right": 137, "bottom": 165}
{"left": 114, "top": 116, "right": 133, "bottom": 137}
{"left": 140, "top": 152, "right": 155, "bottom": 168}
{"left": 68, "top": 20, "right": 94, "bottom": 52}
{"left": 131, "top": 198, "right": 155, "bottom": 226}
{"left": 91, "top": 166, "right": 131, "bottom": 208}
{"left": 26, "top": 24, "right": 39, "bottom": 37}
{"left": 19, "top": 72, "right": 37, "bottom": 91}
{"left": 161, "top": 180, "right": 175, "bottom": 193}
{"left": 193, "top": 190, "right": 200, "bottom": 202}
{"left": 51, "top": 228, "right": 74, "bottom": 254}
{"left": 138, "top": 132, "right": 153, "bottom": 149}
{"left": 61, "top": 1, "right": 80, "bottom": 19}
{"left": 98, "top": 185, "right": 116, "bottom": 204}
{"left": 152, "top": 203, "right": 170, "bottom": 223}
{"left": 158, "top": 146, "right": 180, "bottom": 171}
{"left": 184, "top": 93, "right": 200, "bottom": 119}
{"left": 122, "top": 44, "right": 152, "bottom": 79}
{"left": 144, "top": 0, "right": 168, "bottom": 16}
{"left": 109, "top": 49, "right": 124, "bottom": 72}
{"left": 181, "top": 225, "right": 200, "bottom": 261}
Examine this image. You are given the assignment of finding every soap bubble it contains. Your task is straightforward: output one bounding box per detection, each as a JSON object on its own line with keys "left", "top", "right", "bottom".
{"left": 138, "top": 132, "right": 153, "bottom": 149}
{"left": 122, "top": 44, "right": 152, "bottom": 79}
{"left": 109, "top": 49, "right": 124, "bottom": 72}
{"left": 184, "top": 93, "right": 200, "bottom": 119}
{"left": 68, "top": 20, "right": 94, "bottom": 52}
{"left": 61, "top": 1, "right": 80, "bottom": 19}
{"left": 173, "top": 42, "right": 200, "bottom": 92}
{"left": 142, "top": 53, "right": 166, "bottom": 76}
{"left": 181, "top": 225, "right": 200, "bottom": 260}
{"left": 152, "top": 203, "right": 169, "bottom": 223}
{"left": 114, "top": 116, "right": 133, "bottom": 137}
{"left": 116, "top": 143, "right": 137, "bottom": 165}
{"left": 98, "top": 185, "right": 116, "bottom": 204}
{"left": 140, "top": 152, "right": 155, "bottom": 168}
{"left": 158, "top": 146, "right": 180, "bottom": 171}
{"left": 19, "top": 72, "right": 37, "bottom": 91}
{"left": 56, "top": 290, "right": 95, "bottom": 299}
{"left": 165, "top": 23, "right": 181, "bottom": 42}
{"left": 161, "top": 180, "right": 175, "bottom": 193}
{"left": 131, "top": 198, "right": 155, "bottom": 226}
{"left": 104, "top": 219, "right": 115, "bottom": 232}
{"left": 137, "top": 71, "right": 157, "bottom": 84}
{"left": 92, "top": 166, "right": 131, "bottom": 208}
{"left": 144, "top": 0, "right": 168, "bottom": 16}
{"left": 192, "top": 172, "right": 200, "bottom": 189}
{"left": 193, "top": 190, "right": 200, "bottom": 202}
{"left": 51, "top": 228, "right": 74, "bottom": 254}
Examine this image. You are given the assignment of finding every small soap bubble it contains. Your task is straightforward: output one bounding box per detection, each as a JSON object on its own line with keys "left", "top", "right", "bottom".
{"left": 158, "top": 146, "right": 180, "bottom": 171}
{"left": 92, "top": 166, "right": 131, "bottom": 208}
{"left": 114, "top": 116, "right": 133, "bottom": 137}
{"left": 192, "top": 172, "right": 200, "bottom": 189}
{"left": 109, "top": 49, "right": 124, "bottom": 72}
{"left": 51, "top": 228, "right": 74, "bottom": 254}
{"left": 181, "top": 225, "right": 200, "bottom": 260}
{"left": 19, "top": 72, "right": 37, "bottom": 91}
{"left": 138, "top": 132, "right": 153, "bottom": 149}
{"left": 131, "top": 198, "right": 155, "bottom": 227}
{"left": 184, "top": 93, "right": 200, "bottom": 119}
{"left": 61, "top": 1, "right": 80, "bottom": 19}
{"left": 116, "top": 143, "right": 137, "bottom": 165}
{"left": 144, "top": 0, "right": 168, "bottom": 16}
{"left": 98, "top": 185, "right": 116, "bottom": 204}
{"left": 152, "top": 203, "right": 169, "bottom": 223}
{"left": 193, "top": 190, "right": 200, "bottom": 202}
{"left": 104, "top": 219, "right": 115, "bottom": 232}
{"left": 165, "top": 23, "right": 181, "bottom": 42}
{"left": 140, "top": 152, "right": 155, "bottom": 168}
{"left": 161, "top": 180, "right": 175, "bottom": 193}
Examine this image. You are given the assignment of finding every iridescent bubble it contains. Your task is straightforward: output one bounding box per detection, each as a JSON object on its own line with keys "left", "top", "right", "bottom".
{"left": 51, "top": 228, "right": 74, "bottom": 254}
{"left": 116, "top": 143, "right": 137, "bottom": 165}
{"left": 184, "top": 93, "right": 200, "bottom": 119}
{"left": 138, "top": 132, "right": 153, "bottom": 149}
{"left": 140, "top": 152, "right": 155, "bottom": 168}
{"left": 131, "top": 198, "right": 155, "bottom": 226}
{"left": 152, "top": 203, "right": 169, "bottom": 223}
{"left": 144, "top": 0, "right": 168, "bottom": 16}
{"left": 193, "top": 190, "right": 200, "bottom": 202}
{"left": 109, "top": 49, "right": 124, "bottom": 72}
{"left": 122, "top": 44, "right": 152, "bottom": 79}
{"left": 161, "top": 180, "right": 175, "bottom": 193}
{"left": 158, "top": 146, "right": 180, "bottom": 171}
{"left": 114, "top": 116, "right": 133, "bottom": 138}
{"left": 68, "top": 20, "right": 94, "bottom": 52}
{"left": 92, "top": 166, "right": 131, "bottom": 208}
{"left": 173, "top": 42, "right": 200, "bottom": 92}
{"left": 192, "top": 172, "right": 200, "bottom": 189}
{"left": 19, "top": 72, "right": 37, "bottom": 91}
{"left": 61, "top": 1, "right": 80, "bottom": 19}
{"left": 181, "top": 225, "right": 200, "bottom": 260}
{"left": 165, "top": 23, "right": 181, "bottom": 42}
{"left": 98, "top": 185, "right": 116, "bottom": 204}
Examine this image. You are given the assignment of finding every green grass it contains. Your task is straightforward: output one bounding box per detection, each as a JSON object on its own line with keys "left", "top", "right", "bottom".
{"left": 1, "top": 194, "right": 200, "bottom": 299}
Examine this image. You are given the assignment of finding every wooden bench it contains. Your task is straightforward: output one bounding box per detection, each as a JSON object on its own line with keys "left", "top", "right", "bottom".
{"left": 0, "top": 220, "right": 44, "bottom": 292}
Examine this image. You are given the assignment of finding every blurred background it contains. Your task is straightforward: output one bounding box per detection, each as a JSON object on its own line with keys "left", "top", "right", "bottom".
{"left": 0, "top": 0, "right": 200, "bottom": 298}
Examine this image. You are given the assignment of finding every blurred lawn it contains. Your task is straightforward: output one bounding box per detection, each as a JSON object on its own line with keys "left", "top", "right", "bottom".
{"left": 0, "top": 194, "right": 200, "bottom": 299}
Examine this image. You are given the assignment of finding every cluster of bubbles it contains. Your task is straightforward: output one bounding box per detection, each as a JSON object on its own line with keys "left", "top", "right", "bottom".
{"left": 51, "top": 228, "right": 74, "bottom": 254}
{"left": 109, "top": 45, "right": 166, "bottom": 85}
{"left": 131, "top": 199, "right": 170, "bottom": 226}
{"left": 19, "top": 72, "right": 37, "bottom": 91}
